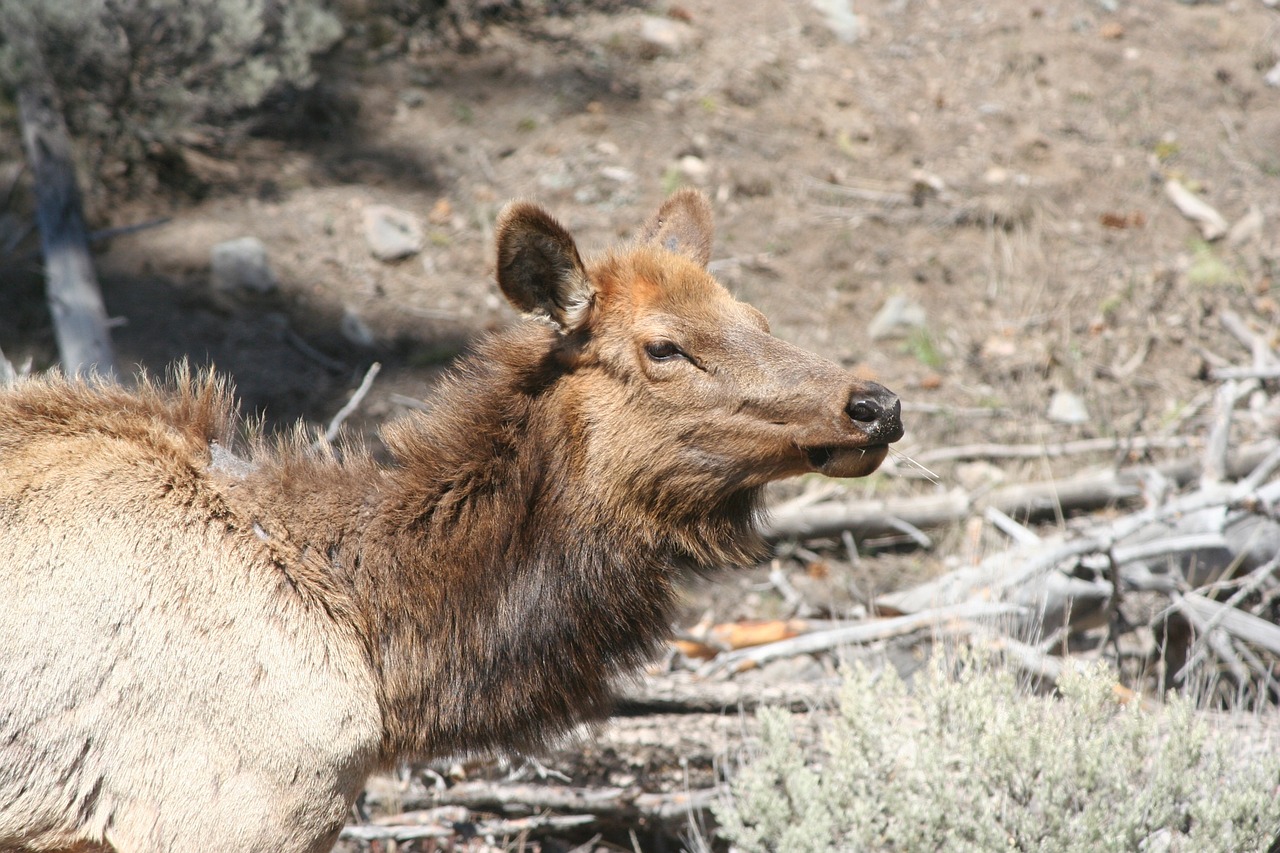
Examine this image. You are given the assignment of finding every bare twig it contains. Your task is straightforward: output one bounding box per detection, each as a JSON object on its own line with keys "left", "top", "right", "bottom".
{"left": 1202, "top": 380, "right": 1237, "bottom": 487}
{"left": 317, "top": 362, "right": 381, "bottom": 447}
{"left": 913, "top": 435, "right": 1194, "bottom": 466}
{"left": 1210, "top": 365, "right": 1280, "bottom": 381}
{"left": 699, "top": 601, "right": 1026, "bottom": 675}
{"left": 984, "top": 505, "right": 1041, "bottom": 546}
{"left": 1220, "top": 310, "right": 1278, "bottom": 364}
{"left": 341, "top": 813, "right": 595, "bottom": 843}
{"left": 1164, "top": 179, "right": 1228, "bottom": 241}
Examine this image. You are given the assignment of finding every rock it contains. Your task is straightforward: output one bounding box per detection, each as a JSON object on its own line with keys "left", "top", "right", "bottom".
{"left": 210, "top": 237, "right": 276, "bottom": 295}
{"left": 341, "top": 307, "right": 375, "bottom": 348}
{"left": 677, "top": 155, "right": 710, "bottom": 185}
{"left": 363, "top": 205, "right": 423, "bottom": 262}
{"left": 810, "top": 0, "right": 862, "bottom": 44}
{"left": 637, "top": 16, "right": 696, "bottom": 58}
{"left": 600, "top": 165, "right": 636, "bottom": 184}
{"left": 868, "top": 294, "right": 927, "bottom": 341}
{"left": 1047, "top": 390, "right": 1090, "bottom": 425}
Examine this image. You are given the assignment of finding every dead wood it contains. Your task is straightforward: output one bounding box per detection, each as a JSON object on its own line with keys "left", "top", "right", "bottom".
{"left": 905, "top": 435, "right": 1194, "bottom": 467}
{"left": 764, "top": 441, "right": 1279, "bottom": 542}
{"left": 699, "top": 601, "right": 1027, "bottom": 676}
{"left": 15, "top": 45, "right": 117, "bottom": 378}
{"left": 404, "top": 781, "right": 718, "bottom": 825}
{"left": 615, "top": 670, "right": 840, "bottom": 714}
{"left": 341, "top": 812, "right": 595, "bottom": 843}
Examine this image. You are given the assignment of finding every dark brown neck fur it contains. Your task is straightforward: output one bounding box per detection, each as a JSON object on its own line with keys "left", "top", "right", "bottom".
{"left": 234, "top": 323, "right": 764, "bottom": 764}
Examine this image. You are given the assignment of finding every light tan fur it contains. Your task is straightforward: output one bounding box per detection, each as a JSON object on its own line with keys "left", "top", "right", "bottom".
{"left": 0, "top": 191, "right": 902, "bottom": 852}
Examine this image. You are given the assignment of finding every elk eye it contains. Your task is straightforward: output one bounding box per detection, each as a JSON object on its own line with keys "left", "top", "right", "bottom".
{"left": 644, "top": 340, "right": 685, "bottom": 362}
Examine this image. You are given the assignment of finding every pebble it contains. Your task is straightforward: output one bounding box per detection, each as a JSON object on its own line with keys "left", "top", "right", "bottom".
{"left": 341, "top": 307, "right": 375, "bottom": 348}
{"left": 1047, "top": 390, "right": 1090, "bottom": 425}
{"left": 210, "top": 237, "right": 277, "bottom": 295}
{"left": 677, "top": 155, "right": 710, "bottom": 185}
{"left": 637, "top": 16, "right": 696, "bottom": 57}
{"left": 363, "top": 204, "right": 423, "bottom": 262}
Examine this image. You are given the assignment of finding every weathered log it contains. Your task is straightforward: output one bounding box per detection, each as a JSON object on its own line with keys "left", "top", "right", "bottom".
{"left": 15, "top": 46, "right": 117, "bottom": 377}
{"left": 340, "top": 812, "right": 595, "bottom": 843}
{"left": 616, "top": 670, "right": 840, "bottom": 714}
{"left": 764, "top": 442, "right": 1278, "bottom": 542}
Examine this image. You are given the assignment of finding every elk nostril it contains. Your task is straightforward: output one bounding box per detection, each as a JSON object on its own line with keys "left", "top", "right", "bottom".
{"left": 847, "top": 399, "right": 883, "bottom": 423}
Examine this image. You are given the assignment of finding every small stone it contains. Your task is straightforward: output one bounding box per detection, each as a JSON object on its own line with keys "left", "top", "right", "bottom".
{"left": 210, "top": 237, "right": 276, "bottom": 295}
{"left": 810, "top": 0, "right": 862, "bottom": 44}
{"left": 341, "top": 307, "right": 375, "bottom": 348}
{"left": 868, "top": 294, "right": 927, "bottom": 341}
{"left": 600, "top": 165, "right": 636, "bottom": 184}
{"left": 637, "top": 15, "right": 696, "bottom": 58}
{"left": 677, "top": 154, "right": 710, "bottom": 185}
{"left": 1048, "top": 390, "right": 1090, "bottom": 425}
{"left": 363, "top": 205, "right": 423, "bottom": 262}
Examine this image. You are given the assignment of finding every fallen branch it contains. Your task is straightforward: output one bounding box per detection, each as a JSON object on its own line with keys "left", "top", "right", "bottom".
{"left": 341, "top": 812, "right": 595, "bottom": 843}
{"left": 764, "top": 442, "right": 1278, "bottom": 542}
{"left": 907, "top": 435, "right": 1195, "bottom": 467}
{"left": 699, "top": 601, "right": 1026, "bottom": 676}
{"left": 417, "top": 781, "right": 718, "bottom": 824}
{"left": 616, "top": 671, "right": 840, "bottom": 714}
{"left": 1210, "top": 365, "right": 1280, "bottom": 381}
{"left": 1178, "top": 590, "right": 1280, "bottom": 658}
{"left": 1165, "top": 178, "right": 1228, "bottom": 241}
{"left": 16, "top": 41, "right": 117, "bottom": 377}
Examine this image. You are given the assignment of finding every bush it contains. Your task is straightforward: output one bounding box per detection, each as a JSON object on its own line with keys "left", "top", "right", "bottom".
{"left": 715, "top": 658, "right": 1280, "bottom": 852}
{"left": 0, "top": 0, "right": 342, "bottom": 174}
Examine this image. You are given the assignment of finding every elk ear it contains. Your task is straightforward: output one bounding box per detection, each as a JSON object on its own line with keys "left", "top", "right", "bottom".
{"left": 495, "top": 202, "right": 594, "bottom": 332}
{"left": 637, "top": 188, "right": 714, "bottom": 268}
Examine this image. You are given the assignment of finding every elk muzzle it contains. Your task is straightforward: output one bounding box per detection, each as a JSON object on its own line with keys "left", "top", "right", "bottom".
{"left": 803, "top": 381, "right": 903, "bottom": 479}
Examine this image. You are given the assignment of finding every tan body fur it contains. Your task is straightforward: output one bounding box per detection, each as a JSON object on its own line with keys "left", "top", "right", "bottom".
{"left": 0, "top": 192, "right": 902, "bottom": 852}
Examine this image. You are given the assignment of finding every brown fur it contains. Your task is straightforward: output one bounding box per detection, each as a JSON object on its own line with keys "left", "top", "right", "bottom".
{"left": 0, "top": 190, "right": 902, "bottom": 852}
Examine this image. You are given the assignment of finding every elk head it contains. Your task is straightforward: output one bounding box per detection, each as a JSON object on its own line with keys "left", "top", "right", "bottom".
{"left": 494, "top": 190, "right": 903, "bottom": 504}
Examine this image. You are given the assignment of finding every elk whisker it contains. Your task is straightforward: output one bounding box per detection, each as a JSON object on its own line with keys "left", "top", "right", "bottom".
{"left": 889, "top": 446, "right": 940, "bottom": 484}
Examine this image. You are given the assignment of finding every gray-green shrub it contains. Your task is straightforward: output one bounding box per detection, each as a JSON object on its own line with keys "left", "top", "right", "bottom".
{"left": 0, "top": 0, "right": 342, "bottom": 169}
{"left": 715, "top": 658, "right": 1280, "bottom": 852}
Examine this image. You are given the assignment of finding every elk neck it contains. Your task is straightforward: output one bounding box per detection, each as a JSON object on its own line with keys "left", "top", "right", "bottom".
{"left": 231, "top": 322, "right": 766, "bottom": 764}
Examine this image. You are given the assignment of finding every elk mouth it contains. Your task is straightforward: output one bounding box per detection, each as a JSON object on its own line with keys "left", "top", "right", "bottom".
{"left": 805, "top": 443, "right": 891, "bottom": 478}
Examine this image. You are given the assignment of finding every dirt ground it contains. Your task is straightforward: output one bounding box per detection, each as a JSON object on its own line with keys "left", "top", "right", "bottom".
{"left": 2, "top": 0, "right": 1279, "bottom": 847}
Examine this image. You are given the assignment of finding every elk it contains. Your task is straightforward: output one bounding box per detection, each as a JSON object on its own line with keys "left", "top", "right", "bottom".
{"left": 0, "top": 190, "right": 902, "bottom": 852}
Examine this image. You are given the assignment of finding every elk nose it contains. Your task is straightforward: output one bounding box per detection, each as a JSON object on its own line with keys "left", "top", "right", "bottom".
{"left": 846, "top": 385, "right": 904, "bottom": 444}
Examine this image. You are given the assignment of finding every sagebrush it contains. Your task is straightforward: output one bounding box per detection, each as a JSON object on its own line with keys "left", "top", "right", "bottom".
{"left": 0, "top": 0, "right": 342, "bottom": 172}
{"left": 715, "top": 658, "right": 1280, "bottom": 852}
